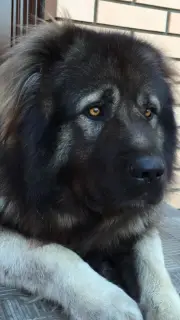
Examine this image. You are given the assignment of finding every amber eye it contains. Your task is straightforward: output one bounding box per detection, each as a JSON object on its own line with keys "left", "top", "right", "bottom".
{"left": 88, "top": 107, "right": 101, "bottom": 117}
{"left": 144, "top": 108, "right": 152, "bottom": 119}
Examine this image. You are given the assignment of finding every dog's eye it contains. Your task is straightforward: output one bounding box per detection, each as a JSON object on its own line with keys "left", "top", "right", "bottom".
{"left": 88, "top": 107, "right": 102, "bottom": 117}
{"left": 84, "top": 104, "right": 108, "bottom": 120}
{"left": 144, "top": 108, "right": 153, "bottom": 120}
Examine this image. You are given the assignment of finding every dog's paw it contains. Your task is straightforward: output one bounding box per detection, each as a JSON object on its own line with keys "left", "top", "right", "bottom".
{"left": 106, "top": 288, "right": 143, "bottom": 320}
{"left": 73, "top": 287, "right": 143, "bottom": 320}
{"left": 143, "top": 290, "right": 180, "bottom": 320}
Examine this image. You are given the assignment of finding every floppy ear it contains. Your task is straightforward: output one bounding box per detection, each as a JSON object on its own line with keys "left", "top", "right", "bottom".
{"left": 17, "top": 71, "right": 56, "bottom": 207}
{"left": 0, "top": 22, "right": 75, "bottom": 208}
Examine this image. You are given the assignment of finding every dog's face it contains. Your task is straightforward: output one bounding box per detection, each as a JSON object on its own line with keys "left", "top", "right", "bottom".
{"left": 0, "top": 23, "right": 177, "bottom": 220}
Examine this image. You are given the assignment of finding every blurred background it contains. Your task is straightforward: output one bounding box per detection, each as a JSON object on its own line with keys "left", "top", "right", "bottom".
{"left": 0, "top": 0, "right": 180, "bottom": 208}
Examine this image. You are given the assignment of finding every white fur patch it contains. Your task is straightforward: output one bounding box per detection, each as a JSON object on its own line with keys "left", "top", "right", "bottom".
{"left": 135, "top": 228, "right": 180, "bottom": 319}
{"left": 0, "top": 228, "right": 143, "bottom": 320}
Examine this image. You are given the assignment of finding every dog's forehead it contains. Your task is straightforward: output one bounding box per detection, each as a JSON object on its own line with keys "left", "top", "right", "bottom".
{"left": 74, "top": 30, "right": 156, "bottom": 71}
{"left": 52, "top": 27, "right": 168, "bottom": 116}
{"left": 63, "top": 32, "right": 161, "bottom": 99}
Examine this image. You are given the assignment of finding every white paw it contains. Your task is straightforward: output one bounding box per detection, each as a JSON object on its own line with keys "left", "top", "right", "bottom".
{"left": 143, "top": 290, "right": 180, "bottom": 320}
{"left": 35, "top": 244, "right": 143, "bottom": 320}
{"left": 72, "top": 286, "right": 143, "bottom": 320}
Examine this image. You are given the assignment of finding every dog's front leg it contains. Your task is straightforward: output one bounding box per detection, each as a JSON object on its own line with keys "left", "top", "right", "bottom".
{"left": 135, "top": 228, "right": 180, "bottom": 320}
{"left": 0, "top": 228, "right": 143, "bottom": 320}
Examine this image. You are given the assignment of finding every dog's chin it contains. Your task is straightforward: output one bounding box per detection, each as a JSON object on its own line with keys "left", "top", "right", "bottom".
{"left": 83, "top": 191, "right": 163, "bottom": 215}
{"left": 119, "top": 191, "right": 164, "bottom": 210}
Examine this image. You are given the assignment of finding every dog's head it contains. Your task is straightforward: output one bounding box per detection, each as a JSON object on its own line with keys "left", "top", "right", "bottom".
{"left": 0, "top": 22, "right": 177, "bottom": 219}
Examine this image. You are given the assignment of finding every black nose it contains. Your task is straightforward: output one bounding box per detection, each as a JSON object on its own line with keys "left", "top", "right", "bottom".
{"left": 129, "top": 156, "right": 165, "bottom": 182}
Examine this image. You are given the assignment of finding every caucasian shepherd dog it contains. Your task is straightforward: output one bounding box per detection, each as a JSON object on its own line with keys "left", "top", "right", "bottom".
{"left": 0, "top": 20, "right": 179, "bottom": 320}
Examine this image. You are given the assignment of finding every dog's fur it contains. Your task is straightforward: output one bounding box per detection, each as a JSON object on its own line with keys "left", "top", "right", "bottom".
{"left": 0, "top": 21, "right": 180, "bottom": 319}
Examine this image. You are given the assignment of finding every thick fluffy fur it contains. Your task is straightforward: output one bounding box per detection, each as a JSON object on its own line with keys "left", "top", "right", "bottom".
{"left": 0, "top": 21, "right": 179, "bottom": 319}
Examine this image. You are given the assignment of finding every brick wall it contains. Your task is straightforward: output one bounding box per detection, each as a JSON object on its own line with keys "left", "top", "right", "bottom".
{"left": 47, "top": 0, "right": 180, "bottom": 208}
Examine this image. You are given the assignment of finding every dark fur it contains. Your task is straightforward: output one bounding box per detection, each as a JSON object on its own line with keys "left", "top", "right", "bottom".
{"left": 0, "top": 21, "right": 177, "bottom": 302}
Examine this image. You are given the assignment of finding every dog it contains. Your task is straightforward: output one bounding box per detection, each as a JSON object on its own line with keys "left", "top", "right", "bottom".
{"left": 0, "top": 20, "right": 179, "bottom": 319}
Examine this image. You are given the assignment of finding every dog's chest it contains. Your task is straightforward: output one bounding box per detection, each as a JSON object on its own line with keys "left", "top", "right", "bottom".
{"left": 0, "top": 199, "right": 151, "bottom": 254}
{"left": 74, "top": 214, "right": 149, "bottom": 252}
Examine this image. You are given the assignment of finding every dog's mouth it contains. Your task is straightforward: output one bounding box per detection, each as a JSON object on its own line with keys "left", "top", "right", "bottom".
{"left": 83, "top": 194, "right": 104, "bottom": 214}
{"left": 119, "top": 195, "right": 160, "bottom": 210}
{"left": 74, "top": 171, "right": 165, "bottom": 215}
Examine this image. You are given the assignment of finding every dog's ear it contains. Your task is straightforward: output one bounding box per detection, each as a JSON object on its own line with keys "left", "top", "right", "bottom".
{"left": 0, "top": 22, "right": 75, "bottom": 207}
